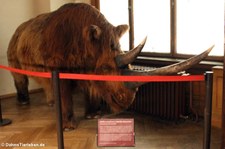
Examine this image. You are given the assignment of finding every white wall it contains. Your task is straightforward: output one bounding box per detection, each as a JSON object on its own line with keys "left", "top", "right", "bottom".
{"left": 0, "top": 0, "right": 90, "bottom": 96}
{"left": 51, "top": 0, "right": 75, "bottom": 11}
{"left": 51, "top": 0, "right": 90, "bottom": 11}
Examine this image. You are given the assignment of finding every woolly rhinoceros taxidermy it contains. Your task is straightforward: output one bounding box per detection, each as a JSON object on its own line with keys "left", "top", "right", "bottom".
{"left": 7, "top": 3, "right": 213, "bottom": 130}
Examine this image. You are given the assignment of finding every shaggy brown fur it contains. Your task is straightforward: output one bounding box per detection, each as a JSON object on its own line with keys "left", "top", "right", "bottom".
{"left": 8, "top": 3, "right": 212, "bottom": 130}
{"left": 7, "top": 3, "right": 136, "bottom": 130}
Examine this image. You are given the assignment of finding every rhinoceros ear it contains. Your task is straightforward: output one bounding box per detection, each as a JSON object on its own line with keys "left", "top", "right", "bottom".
{"left": 116, "top": 25, "right": 129, "bottom": 38}
{"left": 89, "top": 25, "right": 102, "bottom": 40}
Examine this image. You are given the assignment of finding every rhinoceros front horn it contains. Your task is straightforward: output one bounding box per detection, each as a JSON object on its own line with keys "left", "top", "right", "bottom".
{"left": 124, "top": 45, "right": 214, "bottom": 89}
{"left": 115, "top": 37, "right": 147, "bottom": 67}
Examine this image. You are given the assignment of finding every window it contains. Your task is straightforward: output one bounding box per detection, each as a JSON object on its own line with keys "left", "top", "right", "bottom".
{"left": 100, "top": 0, "right": 129, "bottom": 50}
{"left": 133, "top": 0, "right": 171, "bottom": 53}
{"left": 98, "top": 0, "right": 224, "bottom": 60}
{"left": 176, "top": 0, "right": 224, "bottom": 56}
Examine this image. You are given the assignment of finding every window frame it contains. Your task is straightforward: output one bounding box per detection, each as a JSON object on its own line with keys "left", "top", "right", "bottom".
{"left": 91, "top": 0, "right": 100, "bottom": 9}
{"left": 93, "top": 0, "right": 223, "bottom": 62}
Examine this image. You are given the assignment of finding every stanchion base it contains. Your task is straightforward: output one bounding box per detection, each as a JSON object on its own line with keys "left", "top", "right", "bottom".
{"left": 0, "top": 119, "right": 12, "bottom": 126}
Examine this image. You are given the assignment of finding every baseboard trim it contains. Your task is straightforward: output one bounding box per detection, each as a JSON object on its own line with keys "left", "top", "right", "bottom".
{"left": 0, "top": 88, "right": 43, "bottom": 100}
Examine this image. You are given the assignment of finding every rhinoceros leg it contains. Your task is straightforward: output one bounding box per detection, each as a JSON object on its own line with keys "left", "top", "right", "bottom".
{"left": 60, "top": 80, "right": 77, "bottom": 130}
{"left": 85, "top": 94, "right": 101, "bottom": 119}
{"left": 12, "top": 73, "right": 30, "bottom": 105}
{"left": 43, "top": 84, "right": 54, "bottom": 106}
{"left": 34, "top": 78, "right": 54, "bottom": 106}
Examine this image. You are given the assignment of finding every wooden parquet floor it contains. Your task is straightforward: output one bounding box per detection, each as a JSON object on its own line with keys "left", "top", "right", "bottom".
{"left": 0, "top": 91, "right": 222, "bottom": 149}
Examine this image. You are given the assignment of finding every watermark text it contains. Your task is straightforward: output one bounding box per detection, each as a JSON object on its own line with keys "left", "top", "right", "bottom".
{"left": 1, "top": 142, "right": 45, "bottom": 147}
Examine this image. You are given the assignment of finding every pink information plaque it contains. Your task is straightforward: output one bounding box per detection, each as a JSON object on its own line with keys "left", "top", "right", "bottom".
{"left": 97, "top": 118, "right": 135, "bottom": 147}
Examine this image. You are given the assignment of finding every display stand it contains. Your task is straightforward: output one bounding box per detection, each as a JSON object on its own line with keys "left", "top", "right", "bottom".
{"left": 0, "top": 99, "right": 12, "bottom": 126}
{"left": 203, "top": 72, "right": 213, "bottom": 149}
{"left": 52, "top": 70, "right": 64, "bottom": 149}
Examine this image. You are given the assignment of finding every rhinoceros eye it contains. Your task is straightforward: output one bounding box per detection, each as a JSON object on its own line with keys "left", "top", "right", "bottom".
{"left": 111, "top": 42, "right": 120, "bottom": 51}
{"left": 110, "top": 43, "right": 116, "bottom": 51}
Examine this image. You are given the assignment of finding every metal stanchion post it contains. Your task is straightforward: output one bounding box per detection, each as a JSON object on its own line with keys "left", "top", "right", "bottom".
{"left": 52, "top": 70, "right": 64, "bottom": 149}
{"left": 0, "top": 98, "right": 12, "bottom": 126}
{"left": 203, "top": 71, "right": 213, "bottom": 149}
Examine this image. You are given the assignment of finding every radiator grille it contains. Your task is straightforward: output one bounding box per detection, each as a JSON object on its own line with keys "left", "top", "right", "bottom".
{"left": 129, "top": 65, "right": 188, "bottom": 121}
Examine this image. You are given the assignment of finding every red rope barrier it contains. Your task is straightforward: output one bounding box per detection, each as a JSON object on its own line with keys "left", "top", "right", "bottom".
{"left": 0, "top": 64, "right": 205, "bottom": 82}
{"left": 0, "top": 64, "right": 51, "bottom": 78}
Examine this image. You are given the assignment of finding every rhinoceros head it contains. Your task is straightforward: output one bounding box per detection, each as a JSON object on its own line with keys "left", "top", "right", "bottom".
{"left": 82, "top": 21, "right": 213, "bottom": 112}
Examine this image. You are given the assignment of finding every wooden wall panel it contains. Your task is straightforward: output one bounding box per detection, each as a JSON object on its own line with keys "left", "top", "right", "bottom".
{"left": 212, "top": 66, "right": 223, "bottom": 128}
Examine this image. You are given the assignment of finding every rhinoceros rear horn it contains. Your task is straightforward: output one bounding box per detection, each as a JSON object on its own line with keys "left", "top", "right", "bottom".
{"left": 124, "top": 45, "right": 214, "bottom": 89}
{"left": 115, "top": 37, "right": 147, "bottom": 67}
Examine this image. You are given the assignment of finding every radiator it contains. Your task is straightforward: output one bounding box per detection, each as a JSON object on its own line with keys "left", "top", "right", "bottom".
{"left": 129, "top": 65, "right": 188, "bottom": 121}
